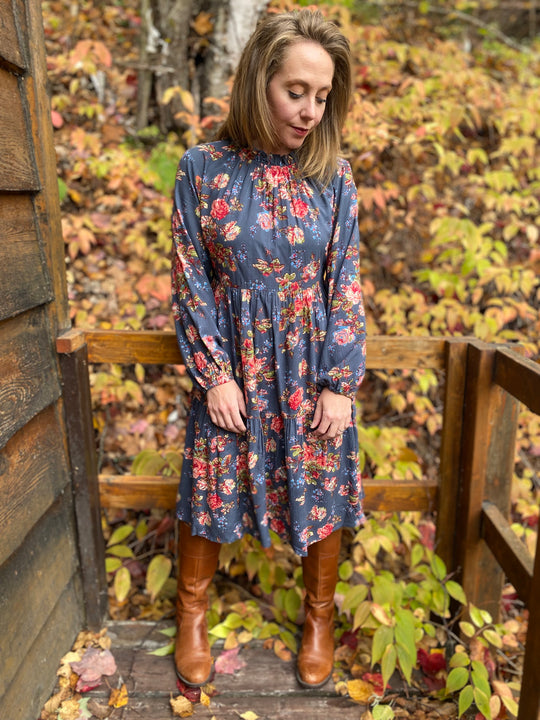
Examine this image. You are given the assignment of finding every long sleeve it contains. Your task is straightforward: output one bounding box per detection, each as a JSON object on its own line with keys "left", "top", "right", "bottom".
{"left": 317, "top": 159, "right": 366, "bottom": 398}
{"left": 171, "top": 149, "right": 234, "bottom": 391}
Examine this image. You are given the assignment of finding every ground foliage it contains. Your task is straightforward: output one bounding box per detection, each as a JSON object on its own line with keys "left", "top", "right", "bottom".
{"left": 41, "top": 0, "right": 539, "bottom": 717}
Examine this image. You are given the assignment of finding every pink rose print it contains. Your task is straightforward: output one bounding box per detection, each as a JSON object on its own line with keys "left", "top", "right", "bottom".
{"left": 257, "top": 212, "right": 273, "bottom": 230}
{"left": 208, "top": 493, "right": 223, "bottom": 510}
{"left": 291, "top": 198, "right": 309, "bottom": 218}
{"left": 318, "top": 523, "right": 334, "bottom": 540}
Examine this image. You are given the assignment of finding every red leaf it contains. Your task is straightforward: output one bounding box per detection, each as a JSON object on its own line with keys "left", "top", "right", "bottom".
{"left": 417, "top": 648, "right": 446, "bottom": 677}
{"left": 362, "top": 672, "right": 385, "bottom": 695}
{"left": 176, "top": 679, "right": 202, "bottom": 702}
{"left": 51, "top": 110, "right": 64, "bottom": 128}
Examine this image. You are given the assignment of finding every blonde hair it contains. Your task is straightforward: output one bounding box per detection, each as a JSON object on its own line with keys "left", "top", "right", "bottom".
{"left": 216, "top": 9, "right": 352, "bottom": 186}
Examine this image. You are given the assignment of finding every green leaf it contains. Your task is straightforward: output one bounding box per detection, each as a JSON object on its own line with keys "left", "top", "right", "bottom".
{"left": 209, "top": 622, "right": 233, "bottom": 639}
{"left": 284, "top": 588, "right": 302, "bottom": 622}
{"left": 469, "top": 605, "right": 485, "bottom": 628}
{"left": 107, "top": 544, "right": 134, "bottom": 558}
{"left": 372, "top": 625, "right": 394, "bottom": 666}
{"left": 114, "top": 566, "right": 131, "bottom": 603}
{"left": 339, "top": 559, "right": 354, "bottom": 581}
{"left": 108, "top": 524, "right": 134, "bottom": 546}
{"left": 342, "top": 583, "right": 368, "bottom": 612}
{"left": 471, "top": 661, "right": 491, "bottom": 698}
{"left": 373, "top": 704, "right": 395, "bottom": 720}
{"left": 396, "top": 643, "right": 413, "bottom": 684}
{"left": 445, "top": 580, "right": 467, "bottom": 605}
{"left": 411, "top": 543, "right": 424, "bottom": 567}
{"left": 146, "top": 554, "right": 172, "bottom": 602}
{"left": 381, "top": 644, "right": 397, "bottom": 690}
{"left": 446, "top": 667, "right": 469, "bottom": 694}
{"left": 258, "top": 622, "right": 280, "bottom": 639}
{"left": 135, "top": 518, "right": 148, "bottom": 541}
{"left": 148, "top": 641, "right": 175, "bottom": 656}
{"left": 500, "top": 694, "right": 519, "bottom": 716}
{"left": 459, "top": 621, "right": 476, "bottom": 638}
{"left": 131, "top": 449, "right": 166, "bottom": 476}
{"left": 449, "top": 652, "right": 470, "bottom": 668}
{"left": 280, "top": 630, "right": 298, "bottom": 654}
{"left": 159, "top": 626, "right": 177, "bottom": 637}
{"left": 473, "top": 687, "right": 492, "bottom": 720}
{"left": 105, "top": 557, "right": 122, "bottom": 573}
{"left": 353, "top": 600, "right": 372, "bottom": 630}
{"left": 482, "top": 628, "right": 503, "bottom": 648}
{"left": 458, "top": 685, "right": 474, "bottom": 717}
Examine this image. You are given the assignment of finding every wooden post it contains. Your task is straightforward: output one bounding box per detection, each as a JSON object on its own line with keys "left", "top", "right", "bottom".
{"left": 59, "top": 344, "right": 108, "bottom": 629}
{"left": 517, "top": 525, "right": 540, "bottom": 720}
{"left": 436, "top": 339, "right": 468, "bottom": 572}
{"left": 454, "top": 342, "right": 519, "bottom": 619}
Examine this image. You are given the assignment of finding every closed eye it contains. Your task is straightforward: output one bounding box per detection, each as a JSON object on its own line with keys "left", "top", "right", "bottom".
{"left": 288, "top": 91, "right": 328, "bottom": 104}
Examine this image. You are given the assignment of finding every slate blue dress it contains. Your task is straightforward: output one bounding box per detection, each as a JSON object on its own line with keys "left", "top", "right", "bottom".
{"left": 171, "top": 141, "right": 366, "bottom": 556}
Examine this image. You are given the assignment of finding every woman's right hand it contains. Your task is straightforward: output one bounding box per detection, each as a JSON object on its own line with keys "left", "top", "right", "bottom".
{"left": 206, "top": 380, "right": 247, "bottom": 433}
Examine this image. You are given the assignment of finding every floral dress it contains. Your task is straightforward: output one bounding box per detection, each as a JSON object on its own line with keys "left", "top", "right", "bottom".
{"left": 171, "top": 141, "right": 366, "bottom": 556}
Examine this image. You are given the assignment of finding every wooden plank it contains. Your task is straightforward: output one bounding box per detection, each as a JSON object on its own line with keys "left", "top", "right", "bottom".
{"left": 436, "top": 339, "right": 468, "bottom": 572}
{"left": 493, "top": 346, "right": 540, "bottom": 415}
{"left": 455, "top": 343, "right": 519, "bottom": 618}
{"left": 0, "top": 69, "right": 39, "bottom": 191}
{"left": 0, "top": 306, "right": 61, "bottom": 449}
{"left": 60, "top": 345, "right": 108, "bottom": 629}
{"left": 0, "top": 194, "right": 53, "bottom": 320}
{"left": 0, "top": 492, "right": 81, "bottom": 698}
{"left": 24, "top": 0, "right": 71, "bottom": 331}
{"left": 0, "top": 577, "right": 83, "bottom": 720}
{"left": 481, "top": 502, "right": 533, "bottom": 604}
{"left": 0, "top": 0, "right": 27, "bottom": 71}
{"left": 57, "top": 330, "right": 447, "bottom": 369}
{"left": 0, "top": 404, "right": 70, "bottom": 566}
{"left": 97, "top": 474, "right": 438, "bottom": 512}
{"left": 517, "top": 526, "right": 540, "bottom": 720}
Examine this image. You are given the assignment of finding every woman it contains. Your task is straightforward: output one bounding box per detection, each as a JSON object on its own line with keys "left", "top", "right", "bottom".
{"left": 171, "top": 8, "right": 366, "bottom": 690}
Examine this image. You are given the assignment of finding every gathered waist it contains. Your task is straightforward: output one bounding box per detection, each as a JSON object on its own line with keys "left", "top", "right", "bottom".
{"left": 213, "top": 279, "right": 326, "bottom": 304}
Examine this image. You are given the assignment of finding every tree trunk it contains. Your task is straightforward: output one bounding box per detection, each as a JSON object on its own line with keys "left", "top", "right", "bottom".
{"left": 137, "top": 0, "right": 269, "bottom": 134}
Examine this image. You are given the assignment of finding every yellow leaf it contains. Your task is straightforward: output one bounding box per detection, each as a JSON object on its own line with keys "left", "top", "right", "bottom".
{"left": 58, "top": 699, "right": 82, "bottom": 720}
{"left": 108, "top": 683, "right": 128, "bottom": 708}
{"left": 200, "top": 690, "right": 211, "bottom": 708}
{"left": 240, "top": 712, "right": 260, "bottom": 720}
{"left": 347, "top": 678, "right": 376, "bottom": 704}
{"left": 170, "top": 695, "right": 193, "bottom": 717}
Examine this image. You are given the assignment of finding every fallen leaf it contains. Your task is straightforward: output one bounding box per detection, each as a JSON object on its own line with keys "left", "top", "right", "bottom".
{"left": 215, "top": 647, "right": 246, "bottom": 675}
{"left": 87, "top": 698, "right": 112, "bottom": 719}
{"left": 58, "top": 699, "right": 82, "bottom": 720}
{"left": 70, "top": 647, "right": 117, "bottom": 691}
{"left": 200, "top": 690, "right": 211, "bottom": 708}
{"left": 176, "top": 679, "right": 201, "bottom": 702}
{"left": 239, "top": 712, "right": 259, "bottom": 720}
{"left": 273, "top": 638, "right": 292, "bottom": 662}
{"left": 347, "top": 678, "right": 376, "bottom": 704}
{"left": 170, "top": 695, "right": 193, "bottom": 717}
{"left": 108, "top": 683, "right": 128, "bottom": 708}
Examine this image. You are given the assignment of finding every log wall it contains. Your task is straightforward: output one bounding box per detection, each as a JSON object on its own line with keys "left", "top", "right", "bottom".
{"left": 0, "top": 0, "right": 93, "bottom": 717}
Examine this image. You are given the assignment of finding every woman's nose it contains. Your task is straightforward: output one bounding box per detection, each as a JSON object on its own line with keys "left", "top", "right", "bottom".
{"left": 300, "top": 97, "right": 317, "bottom": 120}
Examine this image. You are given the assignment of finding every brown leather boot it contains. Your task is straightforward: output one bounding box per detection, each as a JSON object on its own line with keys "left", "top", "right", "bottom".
{"left": 175, "top": 522, "right": 220, "bottom": 686}
{"left": 296, "top": 529, "right": 342, "bottom": 688}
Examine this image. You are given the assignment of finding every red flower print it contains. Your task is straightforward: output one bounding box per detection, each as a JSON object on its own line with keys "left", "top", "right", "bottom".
{"left": 318, "top": 523, "right": 334, "bottom": 540}
{"left": 208, "top": 493, "right": 223, "bottom": 510}
{"left": 211, "top": 198, "right": 230, "bottom": 219}
{"left": 257, "top": 212, "right": 273, "bottom": 230}
{"left": 334, "top": 328, "right": 353, "bottom": 345}
{"left": 193, "top": 351, "right": 208, "bottom": 371}
{"left": 193, "top": 457, "right": 209, "bottom": 478}
{"left": 271, "top": 415, "right": 284, "bottom": 433}
{"left": 286, "top": 226, "right": 304, "bottom": 245}
{"left": 291, "top": 198, "right": 309, "bottom": 218}
{"left": 211, "top": 173, "right": 230, "bottom": 189}
{"left": 289, "top": 387, "right": 303, "bottom": 410}
{"left": 345, "top": 279, "right": 363, "bottom": 303}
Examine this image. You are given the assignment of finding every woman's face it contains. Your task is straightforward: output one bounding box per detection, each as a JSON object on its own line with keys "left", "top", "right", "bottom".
{"left": 265, "top": 40, "right": 334, "bottom": 155}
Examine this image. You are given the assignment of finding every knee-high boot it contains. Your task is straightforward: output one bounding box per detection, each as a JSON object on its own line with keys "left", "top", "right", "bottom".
{"left": 296, "top": 529, "right": 342, "bottom": 688}
{"left": 175, "top": 522, "right": 220, "bottom": 686}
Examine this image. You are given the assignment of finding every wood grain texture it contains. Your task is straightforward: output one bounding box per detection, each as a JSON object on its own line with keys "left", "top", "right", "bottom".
{"left": 0, "top": 306, "right": 61, "bottom": 449}
{"left": 0, "top": 404, "right": 70, "bottom": 566}
{"left": 494, "top": 346, "right": 540, "bottom": 415}
{"left": 0, "top": 492, "right": 81, "bottom": 698}
{"left": 60, "top": 346, "right": 108, "bottom": 629}
{"left": 517, "top": 527, "right": 540, "bottom": 720}
{"left": 97, "top": 474, "right": 438, "bottom": 513}
{"left": 481, "top": 502, "right": 533, "bottom": 604}
{"left": 0, "top": 0, "right": 26, "bottom": 71}
{"left": 0, "top": 577, "right": 83, "bottom": 720}
{"left": 436, "top": 339, "right": 468, "bottom": 572}
{"left": 0, "top": 69, "right": 38, "bottom": 191}
{"left": 24, "top": 0, "right": 71, "bottom": 330}
{"left": 0, "top": 194, "right": 53, "bottom": 320}
{"left": 56, "top": 330, "right": 447, "bottom": 369}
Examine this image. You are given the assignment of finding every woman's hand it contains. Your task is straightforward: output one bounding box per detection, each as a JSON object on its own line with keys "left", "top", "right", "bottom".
{"left": 311, "top": 387, "right": 352, "bottom": 440}
{"left": 206, "top": 380, "right": 247, "bottom": 433}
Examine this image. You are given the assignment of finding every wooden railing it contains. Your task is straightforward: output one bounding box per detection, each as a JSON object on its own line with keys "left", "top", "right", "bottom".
{"left": 56, "top": 329, "right": 540, "bottom": 719}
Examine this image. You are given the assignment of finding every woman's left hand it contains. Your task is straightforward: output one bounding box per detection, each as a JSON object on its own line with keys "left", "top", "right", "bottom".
{"left": 311, "top": 387, "right": 352, "bottom": 440}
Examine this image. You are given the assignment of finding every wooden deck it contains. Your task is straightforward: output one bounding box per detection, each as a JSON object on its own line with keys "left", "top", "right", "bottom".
{"left": 87, "top": 620, "right": 367, "bottom": 719}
